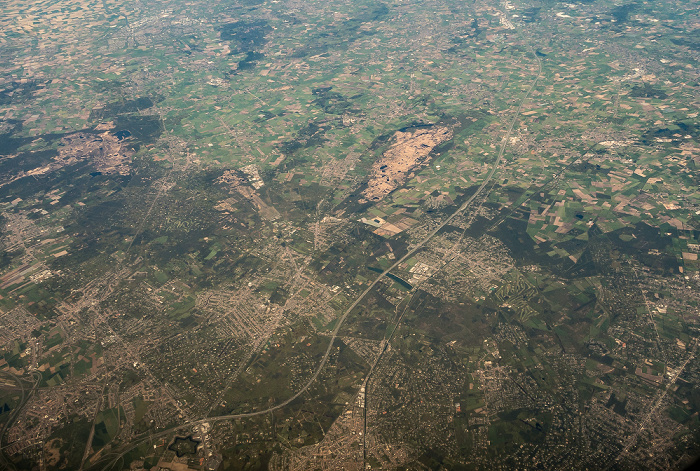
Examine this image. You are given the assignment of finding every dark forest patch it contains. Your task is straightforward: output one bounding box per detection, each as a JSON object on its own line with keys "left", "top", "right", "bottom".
{"left": 89, "top": 97, "right": 155, "bottom": 121}
{"left": 0, "top": 80, "right": 45, "bottom": 105}
{"left": 237, "top": 51, "right": 265, "bottom": 71}
{"left": 279, "top": 120, "right": 332, "bottom": 155}
{"left": 168, "top": 436, "right": 200, "bottom": 457}
{"left": 611, "top": 3, "right": 637, "bottom": 23}
{"left": 312, "top": 87, "right": 353, "bottom": 115}
{"left": 290, "top": 2, "right": 389, "bottom": 57}
{"left": 670, "top": 30, "right": 700, "bottom": 52}
{"left": 219, "top": 20, "right": 271, "bottom": 54}
{"left": 629, "top": 83, "right": 667, "bottom": 99}
{"left": 521, "top": 7, "right": 541, "bottom": 23}
{"left": 112, "top": 115, "right": 163, "bottom": 146}
{"left": 641, "top": 121, "right": 700, "bottom": 144}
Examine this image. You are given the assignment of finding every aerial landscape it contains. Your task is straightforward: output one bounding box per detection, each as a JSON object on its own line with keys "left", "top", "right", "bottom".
{"left": 0, "top": 0, "right": 699, "bottom": 469}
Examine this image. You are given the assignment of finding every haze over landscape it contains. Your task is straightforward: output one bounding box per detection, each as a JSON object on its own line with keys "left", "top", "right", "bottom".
{"left": 0, "top": 0, "right": 700, "bottom": 469}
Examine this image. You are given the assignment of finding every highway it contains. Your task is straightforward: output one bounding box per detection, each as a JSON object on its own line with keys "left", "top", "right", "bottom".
{"left": 98, "top": 50, "right": 542, "bottom": 471}
{"left": 613, "top": 340, "right": 697, "bottom": 465}
{"left": 0, "top": 370, "right": 41, "bottom": 471}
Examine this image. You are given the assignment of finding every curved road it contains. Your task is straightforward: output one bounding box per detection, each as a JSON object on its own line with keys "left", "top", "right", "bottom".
{"left": 98, "top": 51, "right": 542, "bottom": 471}
{"left": 0, "top": 370, "right": 42, "bottom": 471}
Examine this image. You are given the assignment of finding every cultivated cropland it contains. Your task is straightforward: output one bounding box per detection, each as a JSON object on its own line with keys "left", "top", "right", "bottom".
{"left": 0, "top": 0, "right": 699, "bottom": 469}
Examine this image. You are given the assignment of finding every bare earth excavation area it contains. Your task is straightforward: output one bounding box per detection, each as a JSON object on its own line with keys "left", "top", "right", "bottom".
{"left": 2, "top": 0, "right": 700, "bottom": 469}
{"left": 362, "top": 126, "right": 453, "bottom": 202}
